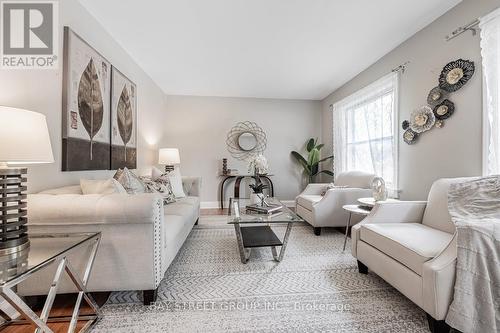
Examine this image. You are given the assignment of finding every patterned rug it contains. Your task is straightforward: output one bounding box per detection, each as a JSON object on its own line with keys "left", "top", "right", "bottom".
{"left": 91, "top": 216, "right": 428, "bottom": 332}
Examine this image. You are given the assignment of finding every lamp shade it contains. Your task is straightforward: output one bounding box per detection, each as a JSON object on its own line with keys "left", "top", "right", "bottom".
{"left": 158, "top": 148, "right": 180, "bottom": 165}
{"left": 0, "top": 107, "right": 54, "bottom": 164}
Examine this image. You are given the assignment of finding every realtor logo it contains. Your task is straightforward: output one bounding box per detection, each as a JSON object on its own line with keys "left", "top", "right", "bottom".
{"left": 1, "top": 1, "right": 58, "bottom": 69}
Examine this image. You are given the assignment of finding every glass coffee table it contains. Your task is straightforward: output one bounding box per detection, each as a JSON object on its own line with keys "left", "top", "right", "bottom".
{"left": 0, "top": 232, "right": 101, "bottom": 333}
{"left": 228, "top": 198, "right": 303, "bottom": 263}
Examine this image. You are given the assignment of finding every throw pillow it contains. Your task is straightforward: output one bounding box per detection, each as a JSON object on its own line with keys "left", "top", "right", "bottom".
{"left": 163, "top": 168, "right": 186, "bottom": 198}
{"left": 114, "top": 167, "right": 146, "bottom": 194}
{"left": 80, "top": 179, "right": 126, "bottom": 195}
{"left": 140, "top": 176, "right": 176, "bottom": 204}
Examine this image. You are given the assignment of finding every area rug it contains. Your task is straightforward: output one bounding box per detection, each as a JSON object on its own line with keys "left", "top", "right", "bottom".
{"left": 91, "top": 216, "right": 428, "bottom": 332}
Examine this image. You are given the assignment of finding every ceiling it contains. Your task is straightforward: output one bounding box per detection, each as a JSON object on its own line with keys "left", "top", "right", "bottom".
{"left": 79, "top": 0, "right": 461, "bottom": 100}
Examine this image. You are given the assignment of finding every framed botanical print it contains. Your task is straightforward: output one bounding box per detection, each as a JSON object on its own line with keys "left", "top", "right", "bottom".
{"left": 110, "top": 67, "right": 137, "bottom": 169}
{"left": 62, "top": 27, "right": 111, "bottom": 171}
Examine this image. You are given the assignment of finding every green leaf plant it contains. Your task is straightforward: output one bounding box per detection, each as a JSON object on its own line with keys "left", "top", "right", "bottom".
{"left": 291, "top": 138, "right": 334, "bottom": 183}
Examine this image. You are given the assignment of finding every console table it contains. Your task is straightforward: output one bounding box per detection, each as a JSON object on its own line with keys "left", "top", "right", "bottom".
{"left": 219, "top": 174, "right": 274, "bottom": 209}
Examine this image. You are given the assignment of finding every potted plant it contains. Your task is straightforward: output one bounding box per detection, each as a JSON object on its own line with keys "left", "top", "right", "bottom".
{"left": 249, "top": 175, "right": 268, "bottom": 205}
{"left": 291, "top": 138, "right": 334, "bottom": 183}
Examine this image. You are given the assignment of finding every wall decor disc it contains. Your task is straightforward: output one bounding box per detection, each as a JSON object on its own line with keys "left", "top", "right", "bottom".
{"left": 410, "top": 106, "right": 435, "bottom": 133}
{"left": 438, "top": 59, "right": 475, "bottom": 92}
{"left": 433, "top": 99, "right": 455, "bottom": 120}
{"left": 403, "top": 129, "right": 419, "bottom": 145}
{"left": 426, "top": 86, "right": 448, "bottom": 106}
{"left": 402, "top": 120, "right": 409, "bottom": 130}
{"left": 435, "top": 120, "right": 445, "bottom": 128}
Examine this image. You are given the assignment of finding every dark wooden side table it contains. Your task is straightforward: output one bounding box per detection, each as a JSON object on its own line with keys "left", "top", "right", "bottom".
{"left": 219, "top": 174, "right": 274, "bottom": 209}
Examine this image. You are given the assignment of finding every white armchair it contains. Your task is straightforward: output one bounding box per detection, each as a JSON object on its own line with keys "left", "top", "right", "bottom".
{"left": 351, "top": 178, "right": 471, "bottom": 333}
{"left": 295, "top": 171, "right": 375, "bottom": 235}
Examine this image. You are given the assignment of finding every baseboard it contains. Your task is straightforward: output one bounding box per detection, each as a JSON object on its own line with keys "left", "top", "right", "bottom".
{"left": 201, "top": 200, "right": 295, "bottom": 209}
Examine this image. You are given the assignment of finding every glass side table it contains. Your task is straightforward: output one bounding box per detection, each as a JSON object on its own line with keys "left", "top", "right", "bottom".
{"left": 0, "top": 232, "right": 101, "bottom": 333}
{"left": 227, "top": 198, "right": 303, "bottom": 263}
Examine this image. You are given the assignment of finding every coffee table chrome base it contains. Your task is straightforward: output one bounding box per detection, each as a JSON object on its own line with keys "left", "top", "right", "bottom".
{"left": 233, "top": 222, "right": 293, "bottom": 264}
{"left": 0, "top": 234, "right": 101, "bottom": 333}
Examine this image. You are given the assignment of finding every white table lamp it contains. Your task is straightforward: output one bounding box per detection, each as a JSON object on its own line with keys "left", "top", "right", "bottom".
{"left": 0, "top": 107, "right": 54, "bottom": 252}
{"left": 158, "top": 148, "right": 180, "bottom": 172}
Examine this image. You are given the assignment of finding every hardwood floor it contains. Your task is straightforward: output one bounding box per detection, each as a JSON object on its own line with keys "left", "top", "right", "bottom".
{"left": 1, "top": 293, "right": 109, "bottom": 333}
{"left": 201, "top": 208, "right": 227, "bottom": 215}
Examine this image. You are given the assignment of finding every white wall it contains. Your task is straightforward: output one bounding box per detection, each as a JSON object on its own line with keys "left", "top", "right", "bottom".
{"left": 0, "top": 0, "right": 167, "bottom": 193}
{"left": 161, "top": 95, "right": 322, "bottom": 206}
{"left": 322, "top": 0, "right": 499, "bottom": 200}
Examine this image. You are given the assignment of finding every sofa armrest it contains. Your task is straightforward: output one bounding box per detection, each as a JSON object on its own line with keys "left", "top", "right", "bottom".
{"left": 351, "top": 201, "right": 427, "bottom": 257}
{"left": 422, "top": 234, "right": 457, "bottom": 320}
{"left": 182, "top": 176, "right": 201, "bottom": 197}
{"left": 27, "top": 193, "right": 164, "bottom": 225}
{"left": 296, "top": 183, "right": 328, "bottom": 197}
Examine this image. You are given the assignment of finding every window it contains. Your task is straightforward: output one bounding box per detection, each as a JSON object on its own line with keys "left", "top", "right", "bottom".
{"left": 480, "top": 8, "right": 500, "bottom": 175}
{"left": 333, "top": 72, "right": 399, "bottom": 195}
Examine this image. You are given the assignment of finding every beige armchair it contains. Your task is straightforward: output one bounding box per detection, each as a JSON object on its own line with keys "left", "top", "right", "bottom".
{"left": 351, "top": 178, "right": 471, "bottom": 333}
{"left": 295, "top": 171, "right": 375, "bottom": 235}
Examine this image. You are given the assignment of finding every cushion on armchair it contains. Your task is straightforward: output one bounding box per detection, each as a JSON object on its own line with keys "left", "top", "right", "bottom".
{"left": 296, "top": 195, "right": 323, "bottom": 210}
{"left": 359, "top": 223, "right": 453, "bottom": 275}
{"left": 421, "top": 178, "right": 471, "bottom": 234}
{"left": 335, "top": 171, "right": 375, "bottom": 189}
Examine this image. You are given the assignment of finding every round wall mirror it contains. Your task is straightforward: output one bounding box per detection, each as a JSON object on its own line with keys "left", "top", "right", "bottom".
{"left": 238, "top": 132, "right": 257, "bottom": 151}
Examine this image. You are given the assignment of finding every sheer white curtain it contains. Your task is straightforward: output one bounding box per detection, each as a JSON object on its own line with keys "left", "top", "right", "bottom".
{"left": 333, "top": 72, "right": 399, "bottom": 195}
{"left": 480, "top": 8, "right": 500, "bottom": 176}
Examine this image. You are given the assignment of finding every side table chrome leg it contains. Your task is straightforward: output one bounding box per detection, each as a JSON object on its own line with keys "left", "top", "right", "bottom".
{"left": 65, "top": 237, "right": 101, "bottom": 333}
{"left": 35, "top": 258, "right": 67, "bottom": 333}
{"left": 274, "top": 223, "right": 293, "bottom": 262}
{"left": 343, "top": 213, "right": 352, "bottom": 251}
{"left": 234, "top": 223, "right": 250, "bottom": 263}
{"left": 1, "top": 288, "right": 53, "bottom": 333}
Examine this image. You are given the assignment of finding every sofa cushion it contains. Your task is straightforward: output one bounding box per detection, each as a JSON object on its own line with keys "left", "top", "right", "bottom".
{"left": 359, "top": 223, "right": 453, "bottom": 275}
{"left": 163, "top": 196, "right": 200, "bottom": 216}
{"left": 422, "top": 177, "right": 474, "bottom": 234}
{"left": 39, "top": 185, "right": 83, "bottom": 195}
{"left": 296, "top": 195, "right": 322, "bottom": 211}
{"left": 175, "top": 196, "right": 200, "bottom": 207}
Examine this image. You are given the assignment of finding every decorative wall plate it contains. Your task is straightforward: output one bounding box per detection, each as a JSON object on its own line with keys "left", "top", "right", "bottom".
{"left": 426, "top": 87, "right": 448, "bottom": 106}
{"left": 410, "top": 106, "right": 435, "bottom": 133}
{"left": 435, "top": 120, "right": 444, "bottom": 128}
{"left": 438, "top": 59, "right": 475, "bottom": 92}
{"left": 403, "top": 129, "right": 418, "bottom": 144}
{"left": 433, "top": 99, "right": 455, "bottom": 120}
{"left": 401, "top": 120, "right": 409, "bottom": 130}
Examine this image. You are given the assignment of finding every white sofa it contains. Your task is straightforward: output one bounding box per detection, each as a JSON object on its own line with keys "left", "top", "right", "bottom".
{"left": 20, "top": 176, "right": 201, "bottom": 305}
{"left": 295, "top": 171, "right": 375, "bottom": 235}
{"left": 351, "top": 178, "right": 468, "bottom": 333}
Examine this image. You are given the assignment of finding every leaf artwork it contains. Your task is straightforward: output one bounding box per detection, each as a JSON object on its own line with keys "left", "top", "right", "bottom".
{"left": 78, "top": 58, "right": 104, "bottom": 160}
{"left": 117, "top": 85, "right": 133, "bottom": 161}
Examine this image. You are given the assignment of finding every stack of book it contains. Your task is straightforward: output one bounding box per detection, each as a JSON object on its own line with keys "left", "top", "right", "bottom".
{"left": 246, "top": 203, "right": 283, "bottom": 214}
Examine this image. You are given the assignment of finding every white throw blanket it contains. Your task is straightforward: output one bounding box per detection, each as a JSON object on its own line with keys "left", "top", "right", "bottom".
{"left": 445, "top": 176, "right": 500, "bottom": 333}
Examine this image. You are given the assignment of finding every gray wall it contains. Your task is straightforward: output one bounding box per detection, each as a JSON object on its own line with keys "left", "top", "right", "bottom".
{"left": 322, "top": 0, "right": 499, "bottom": 200}
{"left": 161, "top": 95, "right": 322, "bottom": 206}
{"left": 0, "top": 0, "right": 168, "bottom": 193}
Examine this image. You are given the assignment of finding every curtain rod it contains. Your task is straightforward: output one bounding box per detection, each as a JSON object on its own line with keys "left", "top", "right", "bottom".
{"left": 391, "top": 61, "right": 409, "bottom": 74}
{"left": 446, "top": 19, "right": 479, "bottom": 41}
